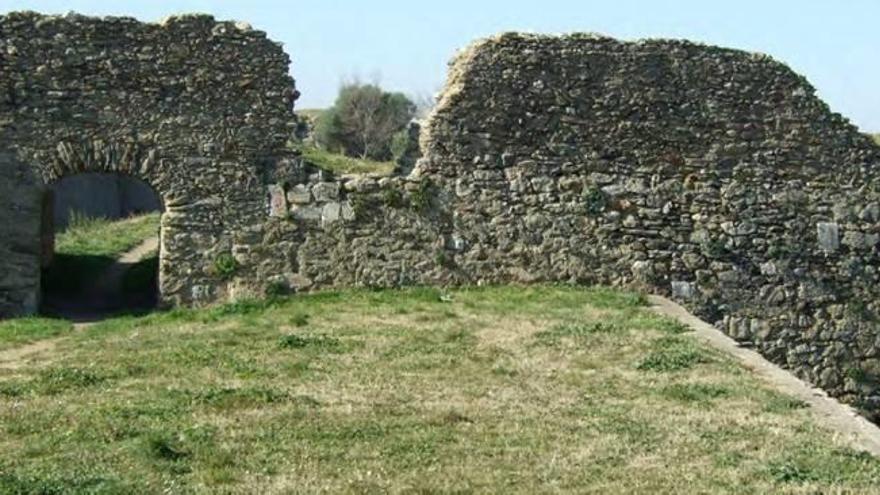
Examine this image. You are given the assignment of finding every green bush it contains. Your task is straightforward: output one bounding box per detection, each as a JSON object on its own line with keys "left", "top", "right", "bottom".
{"left": 314, "top": 83, "right": 415, "bottom": 161}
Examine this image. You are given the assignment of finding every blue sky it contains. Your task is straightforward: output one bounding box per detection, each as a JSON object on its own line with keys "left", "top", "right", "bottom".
{"left": 3, "top": 0, "right": 879, "bottom": 131}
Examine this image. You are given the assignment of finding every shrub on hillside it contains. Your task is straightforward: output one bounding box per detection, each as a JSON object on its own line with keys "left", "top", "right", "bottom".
{"left": 314, "top": 83, "right": 415, "bottom": 161}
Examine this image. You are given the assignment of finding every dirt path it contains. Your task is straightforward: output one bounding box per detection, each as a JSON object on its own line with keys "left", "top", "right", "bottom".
{"left": 86, "top": 236, "right": 159, "bottom": 306}
{"left": 0, "top": 238, "right": 159, "bottom": 369}
{"left": 45, "top": 237, "right": 159, "bottom": 324}
{"left": 0, "top": 339, "right": 58, "bottom": 371}
{"left": 650, "top": 295, "right": 880, "bottom": 457}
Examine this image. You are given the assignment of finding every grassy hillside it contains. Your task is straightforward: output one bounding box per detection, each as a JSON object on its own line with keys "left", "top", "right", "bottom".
{"left": 873, "top": 133, "right": 880, "bottom": 145}
{"left": 1, "top": 286, "right": 879, "bottom": 493}
{"left": 300, "top": 145, "right": 395, "bottom": 175}
{"left": 293, "top": 108, "right": 396, "bottom": 175}
{"left": 55, "top": 213, "right": 160, "bottom": 259}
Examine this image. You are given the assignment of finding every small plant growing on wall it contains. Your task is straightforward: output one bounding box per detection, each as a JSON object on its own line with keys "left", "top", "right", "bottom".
{"left": 845, "top": 366, "right": 872, "bottom": 384}
{"left": 435, "top": 249, "right": 455, "bottom": 269}
{"left": 701, "top": 239, "right": 728, "bottom": 258}
{"left": 410, "top": 179, "right": 435, "bottom": 212}
{"left": 382, "top": 187, "right": 405, "bottom": 208}
{"left": 583, "top": 186, "right": 608, "bottom": 216}
{"left": 766, "top": 244, "right": 793, "bottom": 260}
{"left": 212, "top": 253, "right": 239, "bottom": 280}
{"left": 846, "top": 301, "right": 875, "bottom": 322}
{"left": 350, "top": 194, "right": 372, "bottom": 220}
{"left": 265, "top": 280, "right": 289, "bottom": 298}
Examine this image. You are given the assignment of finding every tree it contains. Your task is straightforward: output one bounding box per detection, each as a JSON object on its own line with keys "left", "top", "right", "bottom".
{"left": 315, "top": 83, "right": 416, "bottom": 161}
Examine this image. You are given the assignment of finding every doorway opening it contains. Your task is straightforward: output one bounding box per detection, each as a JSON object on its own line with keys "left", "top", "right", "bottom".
{"left": 40, "top": 173, "right": 164, "bottom": 321}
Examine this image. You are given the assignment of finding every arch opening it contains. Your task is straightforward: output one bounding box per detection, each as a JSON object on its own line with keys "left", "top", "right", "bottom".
{"left": 40, "top": 173, "right": 165, "bottom": 321}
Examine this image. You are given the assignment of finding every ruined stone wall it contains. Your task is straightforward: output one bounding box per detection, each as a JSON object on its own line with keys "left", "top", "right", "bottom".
{"left": 418, "top": 33, "right": 880, "bottom": 418}
{"left": 4, "top": 15, "right": 880, "bottom": 420}
{"left": 244, "top": 161, "right": 448, "bottom": 294}
{"left": 0, "top": 12, "right": 297, "bottom": 313}
{"left": 261, "top": 34, "right": 880, "bottom": 419}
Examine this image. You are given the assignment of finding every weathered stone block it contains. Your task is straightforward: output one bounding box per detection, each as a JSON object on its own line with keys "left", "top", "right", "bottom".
{"left": 631, "top": 260, "right": 653, "bottom": 281}
{"left": 817, "top": 222, "right": 840, "bottom": 252}
{"left": 859, "top": 203, "right": 880, "bottom": 222}
{"left": 286, "top": 185, "right": 311, "bottom": 204}
{"left": 312, "top": 182, "right": 340, "bottom": 202}
{"left": 721, "top": 221, "right": 756, "bottom": 237}
{"left": 760, "top": 261, "right": 778, "bottom": 276}
{"left": 268, "top": 184, "right": 287, "bottom": 217}
{"left": 671, "top": 281, "right": 697, "bottom": 300}
{"left": 340, "top": 201, "right": 355, "bottom": 221}
{"left": 291, "top": 205, "right": 322, "bottom": 221}
{"left": 322, "top": 202, "right": 341, "bottom": 226}
{"left": 843, "top": 231, "right": 879, "bottom": 250}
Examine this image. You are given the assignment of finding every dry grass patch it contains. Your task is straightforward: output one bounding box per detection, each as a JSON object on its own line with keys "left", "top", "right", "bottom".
{"left": 0, "top": 286, "right": 879, "bottom": 493}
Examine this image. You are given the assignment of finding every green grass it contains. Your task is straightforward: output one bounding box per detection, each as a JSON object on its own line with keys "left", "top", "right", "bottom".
{"left": 42, "top": 213, "right": 161, "bottom": 295}
{"left": 300, "top": 145, "right": 395, "bottom": 175}
{"left": 1, "top": 285, "right": 879, "bottom": 493}
{"left": 55, "top": 212, "right": 161, "bottom": 259}
{"left": 872, "top": 133, "right": 880, "bottom": 145}
{"left": 0, "top": 317, "right": 73, "bottom": 351}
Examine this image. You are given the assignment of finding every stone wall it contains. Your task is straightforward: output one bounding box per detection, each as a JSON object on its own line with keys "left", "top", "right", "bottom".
{"left": 260, "top": 34, "right": 880, "bottom": 419}
{"left": 423, "top": 34, "right": 880, "bottom": 418}
{"left": 0, "top": 152, "right": 43, "bottom": 316}
{"left": 0, "top": 11, "right": 298, "bottom": 312}
{"left": 4, "top": 14, "right": 880, "bottom": 420}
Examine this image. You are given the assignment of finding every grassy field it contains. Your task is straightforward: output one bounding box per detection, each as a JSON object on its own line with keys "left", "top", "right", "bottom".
{"left": 55, "top": 212, "right": 161, "bottom": 260}
{"left": 1, "top": 285, "right": 879, "bottom": 493}
{"left": 42, "top": 213, "right": 161, "bottom": 295}
{"left": 300, "top": 145, "right": 395, "bottom": 175}
{"left": 872, "top": 133, "right": 880, "bottom": 145}
{"left": 0, "top": 318, "right": 73, "bottom": 352}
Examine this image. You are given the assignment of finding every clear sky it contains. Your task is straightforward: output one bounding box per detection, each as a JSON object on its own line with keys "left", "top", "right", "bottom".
{"left": 2, "top": 0, "right": 878, "bottom": 131}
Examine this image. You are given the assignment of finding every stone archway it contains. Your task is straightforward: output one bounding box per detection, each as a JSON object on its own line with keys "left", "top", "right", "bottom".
{"left": 41, "top": 169, "right": 166, "bottom": 319}
{"left": 0, "top": 12, "right": 299, "bottom": 317}
{"left": 0, "top": 140, "right": 173, "bottom": 316}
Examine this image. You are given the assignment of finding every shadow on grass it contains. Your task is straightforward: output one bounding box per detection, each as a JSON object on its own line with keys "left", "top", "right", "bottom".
{"left": 42, "top": 254, "right": 116, "bottom": 296}
{"left": 41, "top": 253, "right": 159, "bottom": 322}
